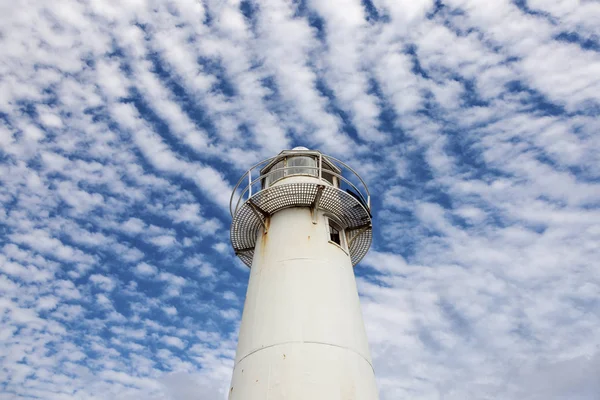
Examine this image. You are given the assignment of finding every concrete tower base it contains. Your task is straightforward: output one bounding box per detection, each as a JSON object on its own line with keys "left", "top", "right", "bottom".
{"left": 228, "top": 207, "right": 378, "bottom": 400}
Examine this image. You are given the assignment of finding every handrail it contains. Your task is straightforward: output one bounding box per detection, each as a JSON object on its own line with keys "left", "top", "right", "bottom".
{"left": 230, "top": 150, "right": 371, "bottom": 217}
{"left": 233, "top": 166, "right": 369, "bottom": 217}
{"left": 229, "top": 155, "right": 280, "bottom": 216}
{"left": 321, "top": 154, "right": 371, "bottom": 207}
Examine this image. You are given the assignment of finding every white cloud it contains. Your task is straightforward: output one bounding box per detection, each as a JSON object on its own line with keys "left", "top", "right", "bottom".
{"left": 134, "top": 262, "right": 158, "bottom": 277}
{"left": 212, "top": 242, "right": 228, "bottom": 254}
{"left": 219, "top": 308, "right": 239, "bottom": 320}
{"left": 53, "top": 279, "right": 82, "bottom": 300}
{"left": 162, "top": 335, "right": 186, "bottom": 350}
{"left": 36, "top": 296, "right": 60, "bottom": 311}
{"left": 163, "top": 306, "right": 178, "bottom": 316}
{"left": 167, "top": 203, "right": 221, "bottom": 234}
{"left": 158, "top": 272, "right": 187, "bottom": 287}
{"left": 148, "top": 235, "right": 178, "bottom": 248}
{"left": 222, "top": 291, "right": 238, "bottom": 302}
{"left": 38, "top": 111, "right": 63, "bottom": 129}
{"left": 96, "top": 293, "right": 113, "bottom": 308}
{"left": 9, "top": 229, "right": 96, "bottom": 265}
{"left": 89, "top": 274, "right": 117, "bottom": 291}
{"left": 121, "top": 218, "right": 147, "bottom": 234}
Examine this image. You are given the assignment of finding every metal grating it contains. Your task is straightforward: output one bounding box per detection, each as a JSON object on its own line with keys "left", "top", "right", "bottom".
{"left": 348, "top": 227, "right": 372, "bottom": 266}
{"left": 231, "top": 182, "right": 372, "bottom": 267}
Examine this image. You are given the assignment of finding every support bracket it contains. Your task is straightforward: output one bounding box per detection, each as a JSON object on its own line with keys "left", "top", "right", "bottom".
{"left": 234, "top": 246, "right": 255, "bottom": 255}
{"left": 248, "top": 199, "right": 270, "bottom": 233}
{"left": 311, "top": 185, "right": 325, "bottom": 224}
{"left": 346, "top": 222, "right": 372, "bottom": 232}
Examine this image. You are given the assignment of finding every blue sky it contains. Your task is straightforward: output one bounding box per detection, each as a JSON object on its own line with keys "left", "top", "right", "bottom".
{"left": 1, "top": 0, "right": 599, "bottom": 399}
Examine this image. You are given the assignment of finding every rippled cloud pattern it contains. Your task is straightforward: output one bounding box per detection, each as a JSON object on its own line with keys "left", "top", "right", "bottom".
{"left": 1, "top": 0, "right": 599, "bottom": 399}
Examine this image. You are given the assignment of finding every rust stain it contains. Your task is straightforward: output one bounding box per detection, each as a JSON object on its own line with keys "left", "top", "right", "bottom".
{"left": 259, "top": 217, "right": 270, "bottom": 258}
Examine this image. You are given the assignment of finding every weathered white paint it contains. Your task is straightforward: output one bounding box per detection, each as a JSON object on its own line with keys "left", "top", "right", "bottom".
{"left": 229, "top": 175, "right": 379, "bottom": 399}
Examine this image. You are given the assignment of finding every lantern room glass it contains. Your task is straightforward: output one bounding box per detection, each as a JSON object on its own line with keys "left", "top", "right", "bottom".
{"left": 264, "top": 160, "right": 284, "bottom": 187}
{"left": 287, "top": 156, "right": 317, "bottom": 176}
{"left": 263, "top": 156, "right": 320, "bottom": 188}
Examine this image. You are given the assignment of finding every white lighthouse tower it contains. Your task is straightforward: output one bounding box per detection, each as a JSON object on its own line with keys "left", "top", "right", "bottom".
{"left": 228, "top": 147, "right": 378, "bottom": 399}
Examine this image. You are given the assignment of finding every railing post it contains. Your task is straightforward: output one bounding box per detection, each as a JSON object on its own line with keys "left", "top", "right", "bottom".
{"left": 318, "top": 153, "right": 322, "bottom": 181}
{"left": 248, "top": 170, "right": 252, "bottom": 199}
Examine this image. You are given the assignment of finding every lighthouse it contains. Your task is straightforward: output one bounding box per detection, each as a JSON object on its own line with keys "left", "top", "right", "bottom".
{"left": 228, "top": 147, "right": 378, "bottom": 399}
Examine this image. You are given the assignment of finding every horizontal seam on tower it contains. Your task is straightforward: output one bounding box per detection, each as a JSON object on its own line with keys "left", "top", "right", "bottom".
{"left": 235, "top": 340, "right": 374, "bottom": 372}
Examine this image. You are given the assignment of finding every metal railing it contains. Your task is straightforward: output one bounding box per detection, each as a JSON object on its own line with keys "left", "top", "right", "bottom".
{"left": 229, "top": 150, "right": 371, "bottom": 217}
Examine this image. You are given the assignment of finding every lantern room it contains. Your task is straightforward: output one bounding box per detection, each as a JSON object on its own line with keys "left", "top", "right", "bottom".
{"left": 230, "top": 147, "right": 372, "bottom": 268}
{"left": 260, "top": 147, "right": 342, "bottom": 189}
